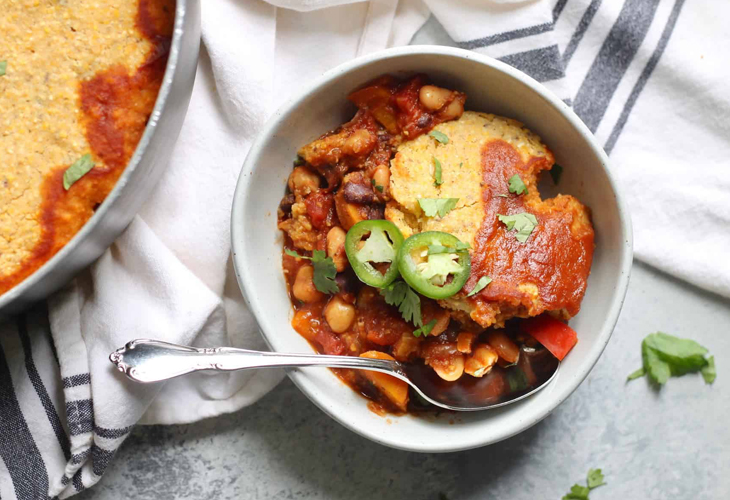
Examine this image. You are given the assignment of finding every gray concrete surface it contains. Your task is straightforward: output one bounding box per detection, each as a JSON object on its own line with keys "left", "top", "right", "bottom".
{"left": 78, "top": 261, "right": 729, "bottom": 500}
{"left": 79, "top": 18, "right": 729, "bottom": 500}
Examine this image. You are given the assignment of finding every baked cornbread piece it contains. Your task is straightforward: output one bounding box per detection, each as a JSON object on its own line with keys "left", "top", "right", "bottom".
{"left": 386, "top": 111, "right": 595, "bottom": 328}
{"left": 0, "top": 0, "right": 175, "bottom": 295}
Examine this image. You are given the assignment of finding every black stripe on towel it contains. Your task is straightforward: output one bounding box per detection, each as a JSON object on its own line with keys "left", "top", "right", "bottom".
{"left": 604, "top": 0, "right": 686, "bottom": 153}
{"left": 572, "top": 0, "right": 661, "bottom": 132}
{"left": 66, "top": 399, "right": 94, "bottom": 435}
{"left": 94, "top": 425, "right": 133, "bottom": 439}
{"left": 63, "top": 373, "right": 91, "bottom": 389}
{"left": 0, "top": 343, "right": 50, "bottom": 500}
{"left": 91, "top": 445, "right": 117, "bottom": 477}
{"left": 499, "top": 45, "right": 565, "bottom": 83}
{"left": 458, "top": 0, "right": 570, "bottom": 50}
{"left": 72, "top": 470, "right": 85, "bottom": 492}
{"left": 18, "top": 316, "right": 71, "bottom": 460}
{"left": 458, "top": 22, "right": 553, "bottom": 50}
{"left": 562, "top": 0, "right": 603, "bottom": 66}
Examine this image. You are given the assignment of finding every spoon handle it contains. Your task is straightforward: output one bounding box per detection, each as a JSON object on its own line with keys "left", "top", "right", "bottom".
{"left": 109, "top": 339, "right": 399, "bottom": 383}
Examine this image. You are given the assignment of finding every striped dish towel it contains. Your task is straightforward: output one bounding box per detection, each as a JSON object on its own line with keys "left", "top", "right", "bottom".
{"left": 2, "top": 0, "right": 724, "bottom": 497}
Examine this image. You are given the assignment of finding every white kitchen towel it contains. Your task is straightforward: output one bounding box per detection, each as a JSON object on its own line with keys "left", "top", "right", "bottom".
{"left": 2, "top": 0, "right": 728, "bottom": 498}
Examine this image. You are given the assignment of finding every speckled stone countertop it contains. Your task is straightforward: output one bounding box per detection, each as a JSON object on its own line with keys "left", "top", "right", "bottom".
{"left": 78, "top": 20, "right": 730, "bottom": 500}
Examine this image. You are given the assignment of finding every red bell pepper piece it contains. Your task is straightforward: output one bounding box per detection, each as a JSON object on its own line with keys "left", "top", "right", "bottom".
{"left": 521, "top": 315, "right": 578, "bottom": 361}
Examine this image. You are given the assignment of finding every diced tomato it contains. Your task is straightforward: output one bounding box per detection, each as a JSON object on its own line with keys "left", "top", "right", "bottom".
{"left": 304, "top": 191, "right": 335, "bottom": 230}
{"left": 520, "top": 315, "right": 578, "bottom": 361}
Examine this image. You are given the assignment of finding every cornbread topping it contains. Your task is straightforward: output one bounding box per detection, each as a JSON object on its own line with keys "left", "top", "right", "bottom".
{"left": 0, "top": 0, "right": 175, "bottom": 295}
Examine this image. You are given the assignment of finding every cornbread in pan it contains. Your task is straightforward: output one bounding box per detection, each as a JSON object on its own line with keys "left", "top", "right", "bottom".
{"left": 0, "top": 0, "right": 175, "bottom": 296}
{"left": 386, "top": 111, "right": 595, "bottom": 328}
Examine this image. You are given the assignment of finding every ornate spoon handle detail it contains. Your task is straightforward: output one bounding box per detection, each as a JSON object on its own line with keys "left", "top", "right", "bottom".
{"left": 109, "top": 339, "right": 400, "bottom": 383}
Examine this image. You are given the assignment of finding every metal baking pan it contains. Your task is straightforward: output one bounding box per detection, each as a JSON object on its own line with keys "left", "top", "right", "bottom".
{"left": 0, "top": 0, "right": 201, "bottom": 318}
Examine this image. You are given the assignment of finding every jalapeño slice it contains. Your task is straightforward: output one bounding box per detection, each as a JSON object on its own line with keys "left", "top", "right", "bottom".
{"left": 397, "top": 231, "right": 471, "bottom": 299}
{"left": 345, "top": 220, "right": 404, "bottom": 288}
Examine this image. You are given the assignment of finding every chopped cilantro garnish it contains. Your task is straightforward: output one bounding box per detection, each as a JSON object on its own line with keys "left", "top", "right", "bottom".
{"left": 63, "top": 154, "right": 95, "bottom": 190}
{"left": 418, "top": 198, "right": 458, "bottom": 218}
{"left": 428, "top": 130, "right": 449, "bottom": 144}
{"left": 293, "top": 155, "right": 305, "bottom": 166}
{"left": 498, "top": 213, "right": 538, "bottom": 243}
{"left": 627, "top": 332, "right": 715, "bottom": 385}
{"left": 413, "top": 319, "right": 437, "bottom": 338}
{"left": 380, "top": 281, "right": 422, "bottom": 327}
{"left": 0, "top": 61, "right": 6, "bottom": 76}
{"left": 562, "top": 468, "right": 606, "bottom": 500}
{"left": 433, "top": 157, "right": 443, "bottom": 186}
{"left": 283, "top": 249, "right": 338, "bottom": 294}
{"left": 507, "top": 174, "right": 528, "bottom": 195}
{"left": 371, "top": 179, "right": 384, "bottom": 192}
{"left": 550, "top": 164, "right": 563, "bottom": 184}
{"left": 428, "top": 240, "right": 469, "bottom": 256}
{"left": 375, "top": 184, "right": 384, "bottom": 193}
{"left": 467, "top": 276, "right": 492, "bottom": 297}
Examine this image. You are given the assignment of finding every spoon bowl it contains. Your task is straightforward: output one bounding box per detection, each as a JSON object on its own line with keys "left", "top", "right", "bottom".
{"left": 109, "top": 339, "right": 559, "bottom": 412}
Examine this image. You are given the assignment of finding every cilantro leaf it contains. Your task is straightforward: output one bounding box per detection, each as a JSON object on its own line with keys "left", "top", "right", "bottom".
{"left": 562, "top": 484, "right": 590, "bottom": 500}
{"left": 433, "top": 157, "right": 443, "bottom": 186}
{"left": 508, "top": 174, "right": 528, "bottom": 195}
{"left": 63, "top": 154, "right": 95, "bottom": 190}
{"left": 0, "top": 61, "right": 6, "bottom": 76}
{"left": 626, "top": 367, "right": 645, "bottom": 381}
{"left": 356, "top": 226, "right": 397, "bottom": 263}
{"left": 428, "top": 130, "right": 449, "bottom": 144}
{"left": 455, "top": 241, "right": 471, "bottom": 251}
{"left": 702, "top": 355, "right": 716, "bottom": 384}
{"left": 370, "top": 179, "right": 384, "bottom": 193}
{"left": 380, "top": 281, "right": 422, "bottom": 327}
{"left": 630, "top": 332, "right": 715, "bottom": 386}
{"left": 311, "top": 250, "right": 339, "bottom": 294}
{"left": 467, "top": 276, "right": 492, "bottom": 297}
{"left": 429, "top": 240, "right": 470, "bottom": 256}
{"left": 418, "top": 198, "right": 459, "bottom": 218}
{"left": 497, "top": 213, "right": 538, "bottom": 243}
{"left": 285, "top": 248, "right": 309, "bottom": 259}
{"left": 381, "top": 281, "right": 407, "bottom": 306}
{"left": 563, "top": 468, "right": 606, "bottom": 500}
{"left": 586, "top": 469, "right": 606, "bottom": 489}
{"left": 413, "top": 319, "right": 437, "bottom": 338}
{"left": 551, "top": 164, "right": 563, "bottom": 184}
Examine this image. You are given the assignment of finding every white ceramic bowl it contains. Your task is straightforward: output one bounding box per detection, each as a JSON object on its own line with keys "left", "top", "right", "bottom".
{"left": 231, "top": 46, "right": 633, "bottom": 453}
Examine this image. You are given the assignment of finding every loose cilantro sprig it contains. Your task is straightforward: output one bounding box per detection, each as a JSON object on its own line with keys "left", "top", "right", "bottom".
{"left": 428, "top": 130, "right": 449, "bottom": 144}
{"left": 498, "top": 213, "right": 538, "bottom": 243}
{"left": 380, "top": 280, "right": 422, "bottom": 328}
{"left": 627, "top": 332, "right": 716, "bottom": 385}
{"left": 413, "top": 319, "right": 436, "bottom": 338}
{"left": 508, "top": 174, "right": 528, "bottom": 195}
{"left": 433, "top": 157, "right": 443, "bottom": 186}
{"left": 562, "top": 468, "right": 606, "bottom": 500}
{"left": 284, "top": 249, "right": 339, "bottom": 294}
{"left": 419, "top": 198, "right": 458, "bottom": 218}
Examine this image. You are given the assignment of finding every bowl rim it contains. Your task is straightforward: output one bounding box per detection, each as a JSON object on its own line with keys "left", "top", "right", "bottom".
{"left": 231, "top": 45, "right": 634, "bottom": 452}
{"left": 0, "top": 0, "right": 194, "bottom": 312}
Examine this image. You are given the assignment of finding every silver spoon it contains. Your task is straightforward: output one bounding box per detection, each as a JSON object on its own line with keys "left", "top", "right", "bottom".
{"left": 109, "top": 339, "right": 559, "bottom": 411}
